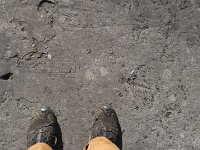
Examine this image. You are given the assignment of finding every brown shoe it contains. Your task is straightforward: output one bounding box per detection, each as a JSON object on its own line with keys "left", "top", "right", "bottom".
{"left": 27, "top": 107, "right": 58, "bottom": 149}
{"left": 90, "top": 106, "right": 121, "bottom": 145}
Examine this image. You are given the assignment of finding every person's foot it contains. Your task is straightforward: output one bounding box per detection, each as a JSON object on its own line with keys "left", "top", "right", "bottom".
{"left": 27, "top": 107, "right": 58, "bottom": 149}
{"left": 90, "top": 106, "right": 121, "bottom": 145}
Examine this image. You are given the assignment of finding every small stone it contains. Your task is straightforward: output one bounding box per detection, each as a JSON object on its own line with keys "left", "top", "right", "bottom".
{"left": 99, "top": 67, "right": 108, "bottom": 76}
{"left": 22, "top": 0, "right": 28, "bottom": 4}
{"left": 130, "top": 70, "right": 135, "bottom": 75}
{"left": 180, "top": 132, "right": 185, "bottom": 138}
{"left": 48, "top": 53, "right": 52, "bottom": 59}
{"left": 168, "top": 95, "right": 176, "bottom": 102}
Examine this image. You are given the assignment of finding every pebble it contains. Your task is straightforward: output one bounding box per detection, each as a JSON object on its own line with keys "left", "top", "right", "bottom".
{"left": 99, "top": 67, "right": 108, "bottom": 76}
{"left": 168, "top": 95, "right": 176, "bottom": 102}
{"left": 48, "top": 53, "right": 52, "bottom": 59}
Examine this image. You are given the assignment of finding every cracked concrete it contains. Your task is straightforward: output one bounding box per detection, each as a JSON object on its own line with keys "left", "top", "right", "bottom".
{"left": 0, "top": 0, "right": 200, "bottom": 150}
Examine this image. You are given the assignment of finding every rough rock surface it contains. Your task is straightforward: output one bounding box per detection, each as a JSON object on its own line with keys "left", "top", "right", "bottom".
{"left": 0, "top": 0, "right": 200, "bottom": 150}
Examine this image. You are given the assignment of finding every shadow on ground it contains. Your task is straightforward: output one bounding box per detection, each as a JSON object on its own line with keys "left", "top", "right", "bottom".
{"left": 116, "top": 123, "right": 123, "bottom": 150}
{"left": 55, "top": 121, "right": 64, "bottom": 150}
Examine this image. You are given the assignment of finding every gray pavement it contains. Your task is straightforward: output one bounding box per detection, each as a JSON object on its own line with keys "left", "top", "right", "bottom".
{"left": 0, "top": 0, "right": 200, "bottom": 150}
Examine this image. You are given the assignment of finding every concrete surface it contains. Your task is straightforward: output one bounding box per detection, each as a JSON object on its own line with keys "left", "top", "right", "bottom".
{"left": 0, "top": 0, "right": 200, "bottom": 150}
